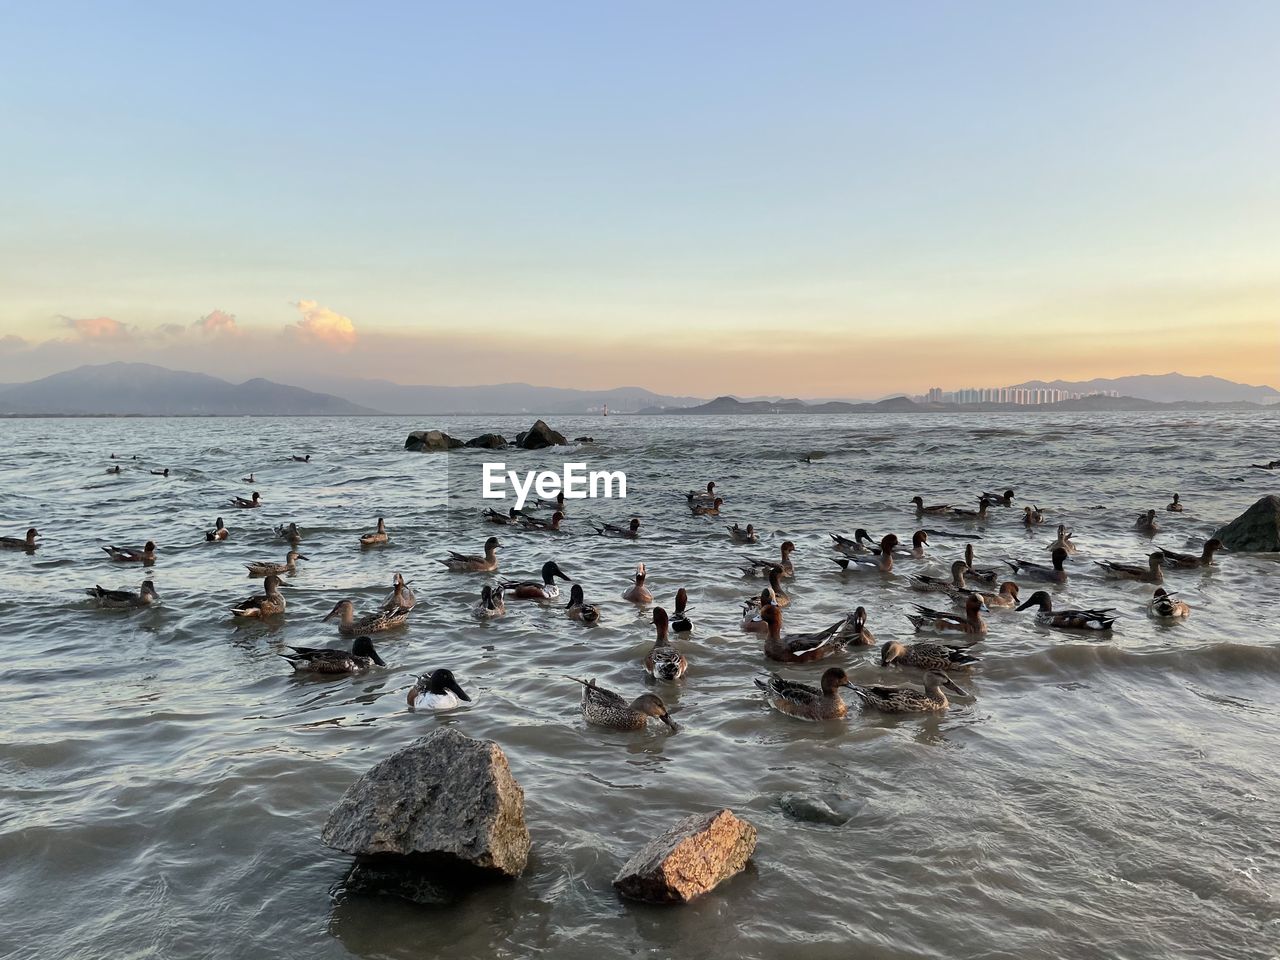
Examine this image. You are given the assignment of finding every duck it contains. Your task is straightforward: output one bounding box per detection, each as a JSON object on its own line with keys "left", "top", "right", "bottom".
{"left": 950, "top": 498, "right": 991, "bottom": 521}
{"left": 322, "top": 598, "right": 409, "bottom": 634}
{"left": 740, "top": 588, "right": 778, "bottom": 633}
{"left": 205, "top": 517, "right": 229, "bottom": 542}
{"left": 472, "top": 584, "right": 506, "bottom": 619}
{"left": 832, "top": 534, "right": 900, "bottom": 574}
{"left": 245, "top": 550, "right": 306, "bottom": 577}
{"left": 644, "top": 608, "right": 687, "bottom": 681}
{"left": 407, "top": 669, "right": 472, "bottom": 710}
{"left": 1016, "top": 590, "right": 1116, "bottom": 630}
{"left": 565, "top": 583, "right": 601, "bottom": 624}
{"left": 1095, "top": 552, "right": 1165, "bottom": 584}
{"left": 531, "top": 490, "right": 567, "bottom": 513}
{"left": 842, "top": 606, "right": 875, "bottom": 646}
{"left": 291, "top": 454, "right": 311, "bottom": 463}
{"left": 500, "top": 560, "right": 571, "bottom": 601}
{"left": 743, "top": 540, "right": 797, "bottom": 578}
{"left": 982, "top": 488, "right": 1016, "bottom": 507}
{"left": 243, "top": 473, "right": 255, "bottom": 483}
{"left": 1167, "top": 493, "right": 1184, "bottom": 513}
{"left": 1135, "top": 509, "right": 1160, "bottom": 535}
{"left": 1046, "top": 524, "right": 1076, "bottom": 554}
{"left": 103, "top": 541, "right": 156, "bottom": 565}
{"left": 520, "top": 510, "right": 564, "bottom": 532}
{"left": 880, "top": 640, "right": 981, "bottom": 673}
{"left": 230, "top": 491, "right": 262, "bottom": 509}
{"left": 728, "top": 523, "right": 759, "bottom": 544}
{"left": 911, "top": 496, "right": 951, "bottom": 516}
{"left": 280, "top": 636, "right": 385, "bottom": 674}
{"left": 1160, "top": 539, "right": 1221, "bottom": 569}
{"left": 755, "top": 667, "right": 855, "bottom": 721}
{"left": 85, "top": 579, "right": 161, "bottom": 608}
{"left": 830, "top": 528, "right": 876, "bottom": 555}
{"left": 105, "top": 465, "right": 122, "bottom": 474}
{"left": 439, "top": 536, "right": 500, "bottom": 573}
{"left": 963, "top": 543, "right": 1002, "bottom": 585}
{"left": 909, "top": 559, "right": 970, "bottom": 593}
{"left": 761, "top": 605, "right": 855, "bottom": 663}
{"left": 895, "top": 530, "right": 930, "bottom": 559}
{"left": 595, "top": 518, "right": 640, "bottom": 539}
{"left": 274, "top": 522, "right": 302, "bottom": 543}
{"left": 952, "top": 581, "right": 1020, "bottom": 610}
{"left": 686, "top": 481, "right": 717, "bottom": 504}
{"left": 670, "top": 588, "right": 692, "bottom": 633}
{"left": 622, "top": 562, "right": 654, "bottom": 603}
{"left": 690, "top": 497, "right": 724, "bottom": 517}
{"left": 231, "top": 574, "right": 287, "bottom": 617}
{"left": 849, "top": 671, "right": 969, "bottom": 714}
{"left": 0, "top": 527, "right": 39, "bottom": 551}
{"left": 906, "top": 593, "right": 988, "bottom": 637}
{"left": 382, "top": 572, "right": 417, "bottom": 611}
{"left": 150, "top": 468, "right": 170, "bottom": 477}
{"left": 483, "top": 506, "right": 523, "bottom": 525}
{"left": 360, "top": 517, "right": 389, "bottom": 546}
{"left": 1148, "top": 587, "right": 1191, "bottom": 621}
{"left": 569, "top": 677, "right": 678, "bottom": 733}
{"left": 1004, "top": 547, "right": 1071, "bottom": 584}
{"left": 1022, "top": 505, "right": 1045, "bottom": 526}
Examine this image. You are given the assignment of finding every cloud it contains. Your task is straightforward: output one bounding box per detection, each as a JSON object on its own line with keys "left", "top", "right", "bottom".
{"left": 60, "top": 315, "right": 132, "bottom": 341}
{"left": 288, "top": 299, "right": 357, "bottom": 349}
{"left": 0, "top": 334, "right": 29, "bottom": 352}
{"left": 194, "top": 309, "right": 240, "bottom": 336}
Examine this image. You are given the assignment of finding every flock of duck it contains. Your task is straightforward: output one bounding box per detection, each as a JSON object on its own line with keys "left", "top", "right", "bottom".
{"left": 1, "top": 468, "right": 1221, "bottom": 728}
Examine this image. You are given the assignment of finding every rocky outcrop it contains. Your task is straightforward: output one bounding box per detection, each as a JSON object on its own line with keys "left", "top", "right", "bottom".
{"left": 613, "top": 809, "right": 757, "bottom": 904}
{"left": 515, "top": 419, "right": 567, "bottom": 449}
{"left": 464, "top": 433, "right": 509, "bottom": 449}
{"left": 321, "top": 727, "right": 530, "bottom": 878}
{"left": 1213, "top": 495, "right": 1280, "bottom": 552}
{"left": 405, "top": 429, "right": 464, "bottom": 452}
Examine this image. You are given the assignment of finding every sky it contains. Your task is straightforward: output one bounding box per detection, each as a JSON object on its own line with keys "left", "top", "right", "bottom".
{"left": 1, "top": 1, "right": 1277, "bottom": 396}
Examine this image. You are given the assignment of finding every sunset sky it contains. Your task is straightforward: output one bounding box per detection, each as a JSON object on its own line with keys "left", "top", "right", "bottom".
{"left": 1, "top": 2, "right": 1276, "bottom": 395}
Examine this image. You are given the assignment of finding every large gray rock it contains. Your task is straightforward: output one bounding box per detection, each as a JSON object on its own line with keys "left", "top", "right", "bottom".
{"left": 514, "top": 419, "right": 567, "bottom": 449}
{"left": 464, "top": 433, "right": 509, "bottom": 449}
{"left": 405, "top": 429, "right": 464, "bottom": 452}
{"left": 321, "top": 727, "right": 530, "bottom": 878}
{"left": 1213, "top": 495, "right": 1280, "bottom": 552}
{"left": 613, "top": 808, "right": 757, "bottom": 904}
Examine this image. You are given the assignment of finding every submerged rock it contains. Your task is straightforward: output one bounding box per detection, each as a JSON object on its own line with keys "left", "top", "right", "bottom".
{"left": 321, "top": 727, "right": 530, "bottom": 878}
{"left": 1213, "top": 495, "right": 1280, "bottom": 552}
{"left": 573, "top": 436, "right": 595, "bottom": 444}
{"left": 613, "top": 808, "right": 757, "bottom": 904}
{"left": 514, "top": 419, "right": 567, "bottom": 449}
{"left": 405, "top": 430, "right": 464, "bottom": 452}
{"left": 777, "top": 792, "right": 854, "bottom": 826}
{"left": 464, "top": 433, "right": 509, "bottom": 449}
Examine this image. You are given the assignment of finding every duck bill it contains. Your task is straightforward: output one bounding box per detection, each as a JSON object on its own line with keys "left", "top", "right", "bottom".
{"left": 660, "top": 715, "right": 679, "bottom": 733}
{"left": 296, "top": 555, "right": 310, "bottom": 561}
{"left": 943, "top": 677, "right": 969, "bottom": 697}
{"left": 371, "top": 651, "right": 387, "bottom": 667}
{"left": 448, "top": 679, "right": 472, "bottom": 702}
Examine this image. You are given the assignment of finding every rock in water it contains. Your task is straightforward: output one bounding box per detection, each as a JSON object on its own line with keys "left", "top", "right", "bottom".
{"left": 613, "top": 809, "right": 757, "bottom": 904}
{"left": 321, "top": 727, "right": 530, "bottom": 878}
{"left": 405, "top": 430, "right": 464, "bottom": 452}
{"left": 464, "top": 433, "right": 509, "bottom": 449}
{"left": 1213, "top": 495, "right": 1280, "bottom": 552}
{"left": 514, "top": 419, "right": 568, "bottom": 449}
{"left": 778, "top": 793, "right": 853, "bottom": 826}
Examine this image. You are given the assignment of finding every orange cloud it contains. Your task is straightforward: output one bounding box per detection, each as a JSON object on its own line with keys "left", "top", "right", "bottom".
{"left": 288, "top": 299, "right": 357, "bottom": 349}
{"left": 194, "top": 309, "right": 240, "bottom": 336}
{"left": 61, "top": 316, "right": 131, "bottom": 340}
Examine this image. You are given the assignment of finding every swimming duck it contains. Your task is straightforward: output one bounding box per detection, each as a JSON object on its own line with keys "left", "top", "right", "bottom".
{"left": 243, "top": 473, "right": 255, "bottom": 483}
{"left": 743, "top": 540, "right": 797, "bottom": 578}
{"left": 963, "top": 543, "right": 1001, "bottom": 585}
{"left": 274, "top": 522, "right": 302, "bottom": 543}
{"left": 1004, "top": 547, "right": 1071, "bottom": 584}
{"left": 407, "top": 669, "right": 472, "bottom": 710}
{"left": 622, "top": 562, "right": 654, "bottom": 603}
{"left": 280, "top": 636, "right": 385, "bottom": 674}
{"left": 690, "top": 497, "right": 724, "bottom": 517}
{"left": 911, "top": 496, "right": 951, "bottom": 516}
{"left": 740, "top": 588, "right": 777, "bottom": 633}
{"left": 906, "top": 594, "right": 988, "bottom": 637}
{"left": 231, "top": 491, "right": 261, "bottom": 509}
{"left": 645, "top": 608, "right": 687, "bottom": 681}
{"left": 1135, "top": 510, "right": 1160, "bottom": 535}
{"left": 1046, "top": 524, "right": 1076, "bottom": 554}
{"left": 1160, "top": 539, "right": 1221, "bottom": 569}
{"left": 569, "top": 677, "right": 678, "bottom": 733}
{"left": 1148, "top": 587, "right": 1191, "bottom": 621}
{"left": 360, "top": 517, "right": 389, "bottom": 546}
{"left": 1167, "top": 493, "right": 1184, "bottom": 513}
{"left": 728, "top": 523, "right": 759, "bottom": 544}
{"left": 103, "top": 541, "right": 156, "bottom": 565}
{"left": 880, "top": 640, "right": 981, "bottom": 673}
{"left": 520, "top": 510, "right": 564, "bottom": 532}
{"left": 85, "top": 579, "right": 161, "bottom": 608}
{"left": 500, "top": 560, "right": 571, "bottom": 601}
{"left": 982, "top": 489, "right": 1016, "bottom": 507}
{"left": 472, "top": 584, "right": 506, "bottom": 619}
{"left": 1, "top": 527, "right": 39, "bottom": 551}
{"left": 565, "top": 583, "right": 601, "bottom": 624}
{"left": 686, "top": 481, "right": 717, "bottom": 504}
{"left": 532, "top": 491, "right": 567, "bottom": 514}
{"left": 842, "top": 606, "right": 875, "bottom": 646}
{"left": 830, "top": 529, "right": 876, "bottom": 555}
{"left": 1022, "top": 505, "right": 1045, "bottom": 526}
{"left": 895, "top": 530, "right": 930, "bottom": 559}
{"left": 291, "top": 454, "right": 311, "bottom": 463}
{"left": 105, "top": 465, "right": 121, "bottom": 474}
{"left": 245, "top": 550, "right": 306, "bottom": 577}
{"left": 850, "top": 672, "right": 969, "bottom": 714}
{"left": 950, "top": 498, "right": 991, "bottom": 521}
{"left": 439, "top": 536, "right": 500, "bottom": 572}
{"left": 1095, "top": 552, "right": 1165, "bottom": 584}
{"left": 909, "top": 559, "right": 970, "bottom": 593}
{"left": 322, "top": 598, "right": 409, "bottom": 634}
{"left": 761, "top": 605, "right": 855, "bottom": 663}
{"left": 382, "top": 572, "right": 417, "bottom": 611}
{"left": 205, "top": 517, "right": 229, "bottom": 542}
{"left": 951, "top": 581, "right": 1020, "bottom": 609}
{"left": 1016, "top": 590, "right": 1116, "bottom": 630}
{"left": 483, "top": 506, "right": 523, "bottom": 525}
{"left": 832, "top": 534, "right": 900, "bottom": 574}
{"left": 150, "top": 468, "right": 169, "bottom": 477}
{"left": 755, "top": 667, "right": 855, "bottom": 721}
{"left": 670, "top": 588, "right": 692, "bottom": 633}
{"left": 231, "top": 574, "right": 287, "bottom": 617}
{"left": 595, "top": 517, "right": 640, "bottom": 539}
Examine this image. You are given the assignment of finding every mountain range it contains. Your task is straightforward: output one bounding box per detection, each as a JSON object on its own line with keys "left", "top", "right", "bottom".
{"left": 1006, "top": 373, "right": 1280, "bottom": 405}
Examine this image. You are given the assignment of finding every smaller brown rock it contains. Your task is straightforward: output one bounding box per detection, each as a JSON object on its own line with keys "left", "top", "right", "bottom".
{"left": 613, "top": 808, "right": 757, "bottom": 904}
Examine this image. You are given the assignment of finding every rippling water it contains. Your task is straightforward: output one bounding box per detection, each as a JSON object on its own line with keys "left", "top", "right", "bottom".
{"left": 2, "top": 412, "right": 1278, "bottom": 960}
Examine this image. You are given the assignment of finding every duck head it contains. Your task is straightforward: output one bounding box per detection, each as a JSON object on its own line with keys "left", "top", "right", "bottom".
{"left": 630, "top": 693, "right": 677, "bottom": 732}
{"left": 351, "top": 636, "right": 386, "bottom": 667}
{"left": 1016, "top": 590, "right": 1053, "bottom": 612}
{"left": 566, "top": 583, "right": 586, "bottom": 608}
{"left": 880, "top": 534, "right": 900, "bottom": 552}
{"left": 541, "top": 561, "right": 570, "bottom": 583}
{"left": 924, "top": 671, "right": 969, "bottom": 698}
{"left": 140, "top": 580, "right": 161, "bottom": 601}
{"left": 912, "top": 530, "right": 928, "bottom": 548}
{"left": 761, "top": 604, "right": 783, "bottom": 636}
{"left": 652, "top": 606, "right": 669, "bottom": 635}
{"left": 820, "top": 667, "right": 854, "bottom": 695}
{"left": 629, "top": 518, "right": 641, "bottom": 533}
{"left": 1050, "top": 547, "right": 1070, "bottom": 568}
{"left": 484, "top": 536, "right": 501, "bottom": 553}
{"left": 674, "top": 587, "right": 689, "bottom": 614}
{"left": 880, "top": 640, "right": 908, "bottom": 666}
{"left": 322, "top": 599, "right": 354, "bottom": 622}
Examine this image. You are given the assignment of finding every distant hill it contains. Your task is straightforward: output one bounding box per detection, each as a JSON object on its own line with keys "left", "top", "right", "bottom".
{"left": 640, "top": 393, "right": 1276, "bottom": 415}
{"left": 1008, "top": 373, "right": 1280, "bottom": 404}
{"left": 0, "top": 362, "right": 379, "bottom": 415}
